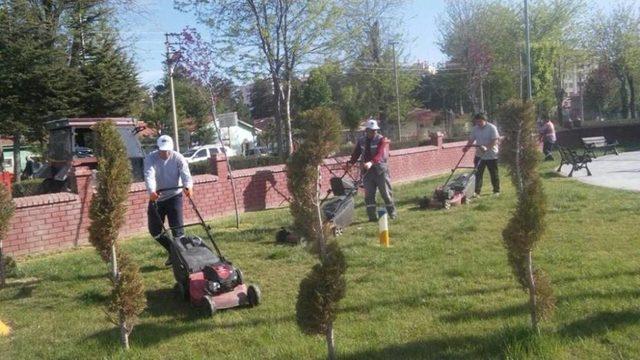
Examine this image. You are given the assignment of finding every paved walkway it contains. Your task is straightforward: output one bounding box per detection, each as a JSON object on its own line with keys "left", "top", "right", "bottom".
{"left": 559, "top": 150, "right": 640, "bottom": 192}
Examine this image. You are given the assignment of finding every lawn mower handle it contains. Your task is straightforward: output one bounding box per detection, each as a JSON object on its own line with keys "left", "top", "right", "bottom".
{"left": 151, "top": 187, "right": 225, "bottom": 261}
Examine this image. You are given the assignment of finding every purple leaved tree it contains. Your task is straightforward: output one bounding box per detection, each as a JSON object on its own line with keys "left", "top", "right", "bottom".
{"left": 170, "top": 27, "right": 240, "bottom": 228}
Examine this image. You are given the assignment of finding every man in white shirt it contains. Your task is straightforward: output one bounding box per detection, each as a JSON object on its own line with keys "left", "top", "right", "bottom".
{"left": 144, "top": 135, "right": 193, "bottom": 265}
{"left": 463, "top": 113, "right": 501, "bottom": 196}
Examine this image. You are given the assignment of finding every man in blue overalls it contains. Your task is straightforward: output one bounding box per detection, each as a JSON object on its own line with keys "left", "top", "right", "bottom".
{"left": 348, "top": 119, "right": 397, "bottom": 222}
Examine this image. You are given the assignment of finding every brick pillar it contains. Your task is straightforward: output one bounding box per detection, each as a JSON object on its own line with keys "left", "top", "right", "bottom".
{"left": 0, "top": 172, "right": 12, "bottom": 195}
{"left": 210, "top": 153, "right": 229, "bottom": 181}
{"left": 71, "top": 165, "right": 94, "bottom": 246}
{"left": 429, "top": 131, "right": 444, "bottom": 148}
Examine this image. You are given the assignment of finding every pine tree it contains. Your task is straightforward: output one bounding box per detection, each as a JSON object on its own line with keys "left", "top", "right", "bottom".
{"left": 0, "top": 183, "right": 15, "bottom": 288}
{"left": 0, "top": 1, "right": 82, "bottom": 178}
{"left": 76, "top": 26, "right": 142, "bottom": 117}
{"left": 499, "top": 100, "right": 555, "bottom": 333}
{"left": 89, "top": 121, "right": 145, "bottom": 349}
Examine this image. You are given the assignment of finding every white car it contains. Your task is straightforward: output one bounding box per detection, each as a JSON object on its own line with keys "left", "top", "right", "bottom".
{"left": 183, "top": 145, "right": 237, "bottom": 163}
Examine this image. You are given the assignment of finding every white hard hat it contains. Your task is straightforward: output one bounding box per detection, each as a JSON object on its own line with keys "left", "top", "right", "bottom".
{"left": 157, "top": 135, "right": 174, "bottom": 151}
{"left": 365, "top": 119, "right": 380, "bottom": 130}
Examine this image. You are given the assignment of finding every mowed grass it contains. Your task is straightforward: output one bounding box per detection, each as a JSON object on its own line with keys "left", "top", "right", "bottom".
{"left": 2, "top": 159, "right": 640, "bottom": 359}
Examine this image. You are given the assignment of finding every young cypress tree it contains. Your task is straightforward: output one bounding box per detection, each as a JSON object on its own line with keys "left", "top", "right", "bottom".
{"left": 0, "top": 183, "right": 15, "bottom": 288}
{"left": 499, "top": 100, "right": 555, "bottom": 333}
{"left": 89, "top": 121, "right": 145, "bottom": 349}
{"left": 289, "top": 107, "right": 346, "bottom": 359}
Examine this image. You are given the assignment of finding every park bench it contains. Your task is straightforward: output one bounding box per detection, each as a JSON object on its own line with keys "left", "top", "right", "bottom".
{"left": 556, "top": 145, "right": 592, "bottom": 177}
{"left": 581, "top": 136, "right": 619, "bottom": 158}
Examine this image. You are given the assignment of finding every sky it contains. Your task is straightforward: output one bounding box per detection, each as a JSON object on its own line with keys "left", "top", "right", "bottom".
{"left": 125, "top": 0, "right": 619, "bottom": 86}
{"left": 126, "top": 0, "right": 449, "bottom": 86}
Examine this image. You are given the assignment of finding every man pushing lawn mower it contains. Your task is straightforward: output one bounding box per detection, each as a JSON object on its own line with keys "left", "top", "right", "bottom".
{"left": 347, "top": 119, "right": 397, "bottom": 222}
{"left": 463, "top": 112, "right": 501, "bottom": 197}
{"left": 144, "top": 135, "right": 193, "bottom": 266}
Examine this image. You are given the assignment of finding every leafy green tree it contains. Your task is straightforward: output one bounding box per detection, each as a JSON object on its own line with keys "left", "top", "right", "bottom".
{"left": 499, "top": 100, "right": 555, "bottom": 333}
{"left": 338, "top": 86, "right": 364, "bottom": 137}
{"left": 584, "top": 64, "right": 619, "bottom": 118}
{"left": 300, "top": 69, "right": 333, "bottom": 111}
{"left": 89, "top": 121, "right": 145, "bottom": 349}
{"left": 250, "top": 78, "right": 276, "bottom": 119}
{"left": 588, "top": 4, "right": 640, "bottom": 119}
{"left": 0, "top": 183, "right": 15, "bottom": 288}
{"left": 350, "top": 23, "right": 419, "bottom": 138}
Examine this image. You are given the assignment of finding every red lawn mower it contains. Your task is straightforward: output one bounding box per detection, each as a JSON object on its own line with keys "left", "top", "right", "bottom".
{"left": 153, "top": 187, "right": 261, "bottom": 316}
{"left": 420, "top": 151, "right": 481, "bottom": 210}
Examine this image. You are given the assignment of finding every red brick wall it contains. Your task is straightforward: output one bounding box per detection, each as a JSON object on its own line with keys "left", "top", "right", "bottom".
{"left": 5, "top": 141, "right": 472, "bottom": 257}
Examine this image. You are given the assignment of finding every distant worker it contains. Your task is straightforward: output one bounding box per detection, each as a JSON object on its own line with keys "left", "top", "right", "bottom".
{"left": 463, "top": 112, "right": 501, "bottom": 197}
{"left": 22, "top": 156, "right": 35, "bottom": 179}
{"left": 348, "top": 119, "right": 397, "bottom": 221}
{"left": 539, "top": 117, "right": 556, "bottom": 161}
{"left": 144, "top": 135, "right": 193, "bottom": 266}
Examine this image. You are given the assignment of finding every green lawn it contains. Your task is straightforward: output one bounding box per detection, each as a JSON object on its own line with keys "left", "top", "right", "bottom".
{"left": 2, "top": 160, "right": 640, "bottom": 359}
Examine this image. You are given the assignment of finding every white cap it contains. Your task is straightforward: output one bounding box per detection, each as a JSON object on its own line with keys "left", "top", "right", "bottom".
{"left": 365, "top": 119, "right": 380, "bottom": 130}
{"left": 157, "top": 135, "right": 174, "bottom": 151}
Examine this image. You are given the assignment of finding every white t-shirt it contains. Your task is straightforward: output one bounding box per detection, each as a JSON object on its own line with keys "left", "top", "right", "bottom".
{"left": 469, "top": 122, "right": 500, "bottom": 160}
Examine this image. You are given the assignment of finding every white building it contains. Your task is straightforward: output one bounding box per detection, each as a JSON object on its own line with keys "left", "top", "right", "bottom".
{"left": 211, "top": 115, "right": 262, "bottom": 155}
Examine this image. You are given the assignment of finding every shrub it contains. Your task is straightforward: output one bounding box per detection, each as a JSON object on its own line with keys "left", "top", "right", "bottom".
{"left": 0, "top": 183, "right": 15, "bottom": 287}
{"left": 11, "top": 178, "right": 44, "bottom": 198}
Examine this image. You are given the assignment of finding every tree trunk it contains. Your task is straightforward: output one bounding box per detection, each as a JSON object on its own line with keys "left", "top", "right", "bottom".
{"left": 555, "top": 83, "right": 565, "bottom": 124}
{"left": 628, "top": 74, "right": 636, "bottom": 120}
{"left": 326, "top": 322, "right": 336, "bottom": 360}
{"left": 315, "top": 166, "right": 327, "bottom": 260}
{"left": 619, "top": 77, "right": 629, "bottom": 119}
{"left": 0, "top": 241, "right": 5, "bottom": 288}
{"left": 13, "top": 132, "right": 21, "bottom": 184}
{"left": 284, "top": 81, "right": 294, "bottom": 156}
{"left": 526, "top": 249, "right": 539, "bottom": 334}
{"left": 269, "top": 76, "right": 282, "bottom": 157}
{"left": 119, "top": 310, "right": 129, "bottom": 349}
{"left": 111, "top": 245, "right": 130, "bottom": 349}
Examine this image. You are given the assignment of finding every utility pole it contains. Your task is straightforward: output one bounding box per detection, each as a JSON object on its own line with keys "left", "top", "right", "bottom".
{"left": 524, "top": 0, "right": 533, "bottom": 101}
{"left": 391, "top": 41, "right": 402, "bottom": 140}
{"left": 480, "top": 79, "right": 485, "bottom": 113}
{"left": 165, "top": 33, "right": 181, "bottom": 152}
{"left": 579, "top": 66, "right": 585, "bottom": 122}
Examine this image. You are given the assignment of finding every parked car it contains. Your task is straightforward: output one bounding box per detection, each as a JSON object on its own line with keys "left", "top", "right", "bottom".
{"left": 183, "top": 145, "right": 237, "bottom": 163}
{"left": 245, "top": 146, "right": 270, "bottom": 157}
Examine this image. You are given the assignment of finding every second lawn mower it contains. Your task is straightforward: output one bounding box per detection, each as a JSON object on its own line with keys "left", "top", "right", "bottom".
{"left": 420, "top": 152, "right": 479, "bottom": 210}
{"left": 152, "top": 187, "right": 261, "bottom": 316}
